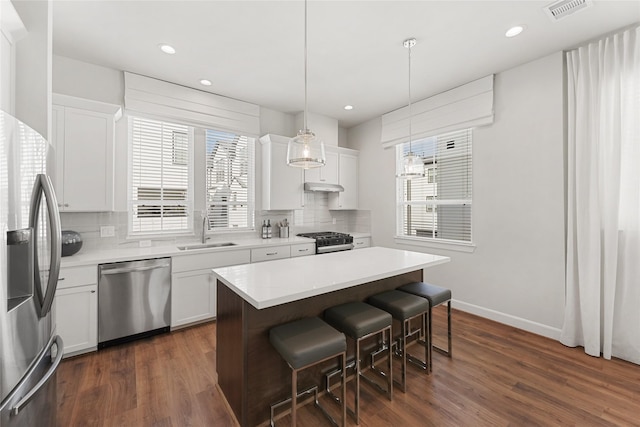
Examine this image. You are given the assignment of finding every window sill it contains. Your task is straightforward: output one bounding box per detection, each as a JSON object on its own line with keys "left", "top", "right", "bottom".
{"left": 394, "top": 236, "right": 476, "bottom": 253}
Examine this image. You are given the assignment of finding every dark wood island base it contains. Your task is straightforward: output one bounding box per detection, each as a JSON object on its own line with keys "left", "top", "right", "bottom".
{"left": 216, "top": 269, "right": 422, "bottom": 427}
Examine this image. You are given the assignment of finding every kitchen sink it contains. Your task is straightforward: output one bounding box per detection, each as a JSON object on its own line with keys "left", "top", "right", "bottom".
{"left": 177, "top": 242, "right": 237, "bottom": 251}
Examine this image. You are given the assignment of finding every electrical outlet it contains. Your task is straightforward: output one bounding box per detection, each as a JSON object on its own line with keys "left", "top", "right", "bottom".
{"left": 100, "top": 226, "right": 115, "bottom": 238}
{"left": 139, "top": 240, "right": 152, "bottom": 248}
{"left": 332, "top": 217, "right": 336, "bottom": 225}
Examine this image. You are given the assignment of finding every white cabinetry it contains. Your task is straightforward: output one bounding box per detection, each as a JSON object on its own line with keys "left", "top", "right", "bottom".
{"left": 52, "top": 94, "right": 121, "bottom": 212}
{"left": 251, "top": 245, "right": 291, "bottom": 263}
{"left": 260, "top": 134, "right": 305, "bottom": 210}
{"left": 329, "top": 149, "right": 359, "bottom": 210}
{"left": 353, "top": 237, "right": 371, "bottom": 249}
{"left": 291, "top": 243, "right": 315, "bottom": 257}
{"left": 171, "top": 249, "right": 250, "bottom": 328}
{"left": 54, "top": 265, "right": 98, "bottom": 357}
{"left": 305, "top": 149, "right": 338, "bottom": 184}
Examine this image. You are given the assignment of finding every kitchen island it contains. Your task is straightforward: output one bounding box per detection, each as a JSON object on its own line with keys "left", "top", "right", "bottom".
{"left": 212, "top": 246, "right": 450, "bottom": 426}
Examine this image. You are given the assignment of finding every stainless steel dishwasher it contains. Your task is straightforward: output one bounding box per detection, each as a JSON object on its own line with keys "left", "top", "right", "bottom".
{"left": 98, "top": 258, "right": 171, "bottom": 348}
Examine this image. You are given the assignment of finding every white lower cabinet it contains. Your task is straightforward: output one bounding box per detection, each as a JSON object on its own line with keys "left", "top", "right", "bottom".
{"left": 171, "top": 249, "right": 251, "bottom": 328}
{"left": 55, "top": 265, "right": 98, "bottom": 357}
{"left": 290, "top": 243, "right": 315, "bottom": 257}
{"left": 251, "top": 245, "right": 291, "bottom": 263}
{"left": 353, "top": 237, "right": 371, "bottom": 249}
{"left": 171, "top": 269, "right": 216, "bottom": 328}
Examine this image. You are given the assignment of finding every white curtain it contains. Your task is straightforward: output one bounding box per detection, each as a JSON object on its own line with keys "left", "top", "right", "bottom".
{"left": 561, "top": 25, "right": 640, "bottom": 364}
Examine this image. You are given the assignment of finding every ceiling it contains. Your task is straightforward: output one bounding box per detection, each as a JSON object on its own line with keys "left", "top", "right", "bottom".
{"left": 52, "top": 1, "right": 640, "bottom": 129}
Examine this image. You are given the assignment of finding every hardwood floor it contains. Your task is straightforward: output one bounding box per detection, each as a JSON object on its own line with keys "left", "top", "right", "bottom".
{"left": 57, "top": 309, "right": 640, "bottom": 426}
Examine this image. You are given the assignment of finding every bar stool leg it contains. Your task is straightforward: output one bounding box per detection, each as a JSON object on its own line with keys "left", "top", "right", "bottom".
{"left": 431, "top": 300, "right": 453, "bottom": 369}
{"left": 428, "top": 304, "right": 433, "bottom": 373}
{"left": 401, "top": 319, "right": 408, "bottom": 393}
{"left": 386, "top": 326, "right": 393, "bottom": 401}
{"left": 423, "top": 311, "right": 430, "bottom": 375}
{"left": 291, "top": 369, "right": 297, "bottom": 427}
{"left": 447, "top": 300, "right": 452, "bottom": 356}
{"left": 341, "top": 351, "right": 347, "bottom": 427}
{"left": 355, "top": 340, "right": 361, "bottom": 423}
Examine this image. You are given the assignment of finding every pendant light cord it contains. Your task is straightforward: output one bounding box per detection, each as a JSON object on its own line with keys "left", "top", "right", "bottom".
{"left": 303, "top": 0, "right": 308, "bottom": 131}
{"left": 407, "top": 40, "right": 413, "bottom": 153}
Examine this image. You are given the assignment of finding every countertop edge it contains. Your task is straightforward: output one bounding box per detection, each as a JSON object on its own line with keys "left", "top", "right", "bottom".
{"left": 212, "top": 249, "right": 450, "bottom": 310}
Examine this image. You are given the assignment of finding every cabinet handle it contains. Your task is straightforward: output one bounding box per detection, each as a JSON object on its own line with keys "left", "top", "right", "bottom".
{"left": 91, "top": 290, "right": 96, "bottom": 293}
{"left": 298, "top": 249, "right": 309, "bottom": 252}
{"left": 266, "top": 252, "right": 278, "bottom": 256}
{"left": 58, "top": 278, "right": 65, "bottom": 281}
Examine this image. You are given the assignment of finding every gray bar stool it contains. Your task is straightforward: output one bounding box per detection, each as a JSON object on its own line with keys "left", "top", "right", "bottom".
{"left": 269, "top": 317, "right": 347, "bottom": 427}
{"left": 324, "top": 302, "right": 393, "bottom": 424}
{"left": 367, "top": 290, "right": 430, "bottom": 392}
{"left": 398, "top": 281, "right": 452, "bottom": 372}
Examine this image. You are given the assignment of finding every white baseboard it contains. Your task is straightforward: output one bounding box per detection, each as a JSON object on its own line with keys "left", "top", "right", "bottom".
{"left": 452, "top": 300, "right": 562, "bottom": 341}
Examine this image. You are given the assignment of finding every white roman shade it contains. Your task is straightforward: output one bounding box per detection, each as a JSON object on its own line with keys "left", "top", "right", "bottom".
{"left": 124, "top": 72, "right": 260, "bottom": 135}
{"left": 382, "top": 75, "right": 494, "bottom": 148}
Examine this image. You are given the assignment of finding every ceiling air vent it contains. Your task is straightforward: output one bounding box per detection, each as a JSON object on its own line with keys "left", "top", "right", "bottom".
{"left": 544, "top": 0, "right": 592, "bottom": 21}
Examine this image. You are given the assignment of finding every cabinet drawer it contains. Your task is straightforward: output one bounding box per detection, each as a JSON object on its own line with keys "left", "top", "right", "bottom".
{"left": 58, "top": 265, "right": 97, "bottom": 289}
{"left": 172, "top": 249, "right": 251, "bottom": 273}
{"left": 353, "top": 237, "right": 371, "bottom": 249}
{"left": 251, "top": 245, "right": 291, "bottom": 263}
{"left": 290, "top": 243, "right": 315, "bottom": 257}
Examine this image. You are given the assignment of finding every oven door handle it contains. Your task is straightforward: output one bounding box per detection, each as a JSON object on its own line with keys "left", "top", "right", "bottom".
{"left": 317, "top": 243, "right": 354, "bottom": 254}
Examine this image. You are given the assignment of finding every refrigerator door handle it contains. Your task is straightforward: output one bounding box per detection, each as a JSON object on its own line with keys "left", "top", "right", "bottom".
{"left": 10, "top": 335, "right": 64, "bottom": 416}
{"left": 29, "top": 174, "right": 62, "bottom": 318}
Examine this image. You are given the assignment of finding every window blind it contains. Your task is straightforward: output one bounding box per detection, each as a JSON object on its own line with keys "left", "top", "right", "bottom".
{"left": 396, "top": 128, "right": 472, "bottom": 242}
{"left": 129, "top": 116, "right": 194, "bottom": 235}
{"left": 205, "top": 129, "right": 255, "bottom": 232}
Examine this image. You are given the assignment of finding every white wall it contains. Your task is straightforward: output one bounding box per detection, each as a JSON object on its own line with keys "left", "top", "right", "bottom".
{"left": 347, "top": 52, "right": 566, "bottom": 338}
{"left": 13, "top": 0, "right": 51, "bottom": 139}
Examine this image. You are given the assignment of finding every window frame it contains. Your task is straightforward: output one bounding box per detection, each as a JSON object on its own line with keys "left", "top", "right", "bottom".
{"left": 395, "top": 128, "right": 476, "bottom": 253}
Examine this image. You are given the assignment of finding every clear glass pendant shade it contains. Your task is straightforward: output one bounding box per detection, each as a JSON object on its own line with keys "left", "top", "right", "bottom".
{"left": 401, "top": 151, "right": 424, "bottom": 179}
{"left": 287, "top": 129, "right": 326, "bottom": 169}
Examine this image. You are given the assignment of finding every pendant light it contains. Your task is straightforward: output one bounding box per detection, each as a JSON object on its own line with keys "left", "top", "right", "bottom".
{"left": 287, "top": 0, "right": 326, "bottom": 169}
{"left": 398, "top": 38, "right": 424, "bottom": 179}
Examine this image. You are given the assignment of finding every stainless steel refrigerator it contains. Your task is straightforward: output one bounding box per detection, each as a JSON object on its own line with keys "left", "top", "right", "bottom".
{"left": 0, "top": 111, "right": 63, "bottom": 426}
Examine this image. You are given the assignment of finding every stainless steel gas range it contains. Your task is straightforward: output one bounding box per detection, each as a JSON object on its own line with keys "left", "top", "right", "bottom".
{"left": 297, "top": 232, "right": 354, "bottom": 254}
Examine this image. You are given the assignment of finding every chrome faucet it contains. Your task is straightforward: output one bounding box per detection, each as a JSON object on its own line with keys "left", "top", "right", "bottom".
{"left": 202, "top": 214, "right": 210, "bottom": 244}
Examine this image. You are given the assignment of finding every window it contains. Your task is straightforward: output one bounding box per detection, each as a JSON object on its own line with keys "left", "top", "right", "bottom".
{"left": 396, "top": 128, "right": 472, "bottom": 243}
{"left": 205, "top": 129, "right": 255, "bottom": 232}
{"left": 129, "top": 116, "right": 194, "bottom": 235}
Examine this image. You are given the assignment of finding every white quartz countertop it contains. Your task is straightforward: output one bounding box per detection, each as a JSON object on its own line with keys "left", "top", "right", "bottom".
{"left": 212, "top": 246, "right": 450, "bottom": 309}
{"left": 60, "top": 236, "right": 315, "bottom": 268}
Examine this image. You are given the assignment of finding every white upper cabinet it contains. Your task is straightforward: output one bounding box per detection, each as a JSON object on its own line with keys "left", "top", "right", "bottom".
{"left": 52, "top": 94, "right": 121, "bottom": 212}
{"left": 260, "top": 134, "right": 305, "bottom": 210}
{"left": 304, "top": 148, "right": 338, "bottom": 185}
{"left": 329, "top": 149, "right": 359, "bottom": 210}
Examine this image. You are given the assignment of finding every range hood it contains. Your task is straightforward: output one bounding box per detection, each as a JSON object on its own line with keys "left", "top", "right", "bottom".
{"left": 304, "top": 182, "right": 344, "bottom": 192}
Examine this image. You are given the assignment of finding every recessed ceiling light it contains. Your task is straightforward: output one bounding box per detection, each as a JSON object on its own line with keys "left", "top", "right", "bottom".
{"left": 344, "top": 105, "right": 354, "bottom": 110}
{"left": 505, "top": 26, "right": 524, "bottom": 38}
{"left": 159, "top": 44, "right": 176, "bottom": 54}
{"left": 200, "top": 79, "right": 212, "bottom": 86}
